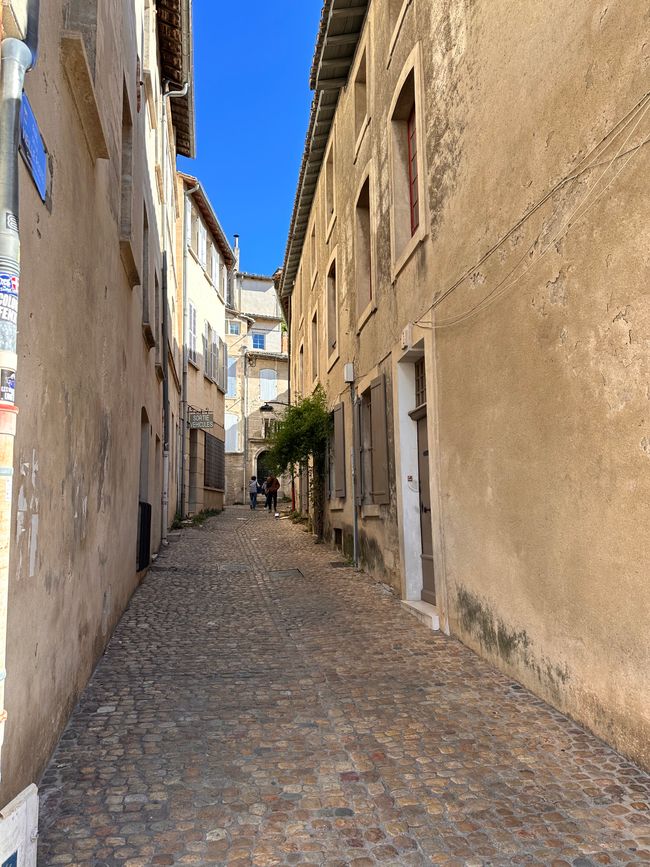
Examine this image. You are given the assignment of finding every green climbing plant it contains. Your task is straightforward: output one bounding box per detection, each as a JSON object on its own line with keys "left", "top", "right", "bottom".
{"left": 266, "top": 385, "right": 331, "bottom": 540}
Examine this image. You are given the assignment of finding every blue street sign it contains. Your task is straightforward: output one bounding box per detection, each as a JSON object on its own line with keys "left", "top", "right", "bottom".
{"left": 19, "top": 94, "right": 47, "bottom": 202}
{"left": 2, "top": 853, "right": 17, "bottom": 867}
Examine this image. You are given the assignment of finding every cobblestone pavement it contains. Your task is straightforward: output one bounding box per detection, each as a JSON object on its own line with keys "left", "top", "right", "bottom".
{"left": 39, "top": 507, "right": 650, "bottom": 866}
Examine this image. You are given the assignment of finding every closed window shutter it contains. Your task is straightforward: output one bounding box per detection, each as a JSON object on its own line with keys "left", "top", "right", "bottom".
{"left": 333, "top": 403, "right": 346, "bottom": 498}
{"left": 370, "top": 374, "right": 390, "bottom": 504}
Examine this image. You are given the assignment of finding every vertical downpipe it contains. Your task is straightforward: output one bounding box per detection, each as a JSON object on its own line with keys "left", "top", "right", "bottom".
{"left": 0, "top": 34, "right": 35, "bottom": 779}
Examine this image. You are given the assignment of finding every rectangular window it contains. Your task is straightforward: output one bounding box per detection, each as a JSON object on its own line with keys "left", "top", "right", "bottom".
{"left": 252, "top": 332, "right": 266, "bottom": 350}
{"left": 355, "top": 176, "right": 372, "bottom": 319}
{"left": 407, "top": 106, "right": 419, "bottom": 236}
{"left": 210, "top": 247, "right": 219, "bottom": 287}
{"left": 120, "top": 82, "right": 133, "bottom": 240}
{"left": 203, "top": 321, "right": 210, "bottom": 376}
{"left": 327, "top": 259, "right": 337, "bottom": 355}
{"left": 311, "top": 311, "right": 319, "bottom": 382}
{"left": 354, "top": 48, "right": 368, "bottom": 143}
{"left": 189, "top": 302, "right": 197, "bottom": 364}
{"left": 211, "top": 330, "right": 219, "bottom": 382}
{"left": 263, "top": 418, "right": 278, "bottom": 439}
{"left": 414, "top": 357, "right": 426, "bottom": 407}
{"left": 389, "top": 60, "right": 423, "bottom": 266}
{"left": 299, "top": 344, "right": 304, "bottom": 394}
{"left": 310, "top": 223, "right": 317, "bottom": 281}
{"left": 198, "top": 222, "right": 207, "bottom": 267}
{"left": 221, "top": 264, "right": 228, "bottom": 300}
{"left": 154, "top": 274, "right": 161, "bottom": 364}
{"left": 204, "top": 432, "right": 225, "bottom": 490}
{"left": 325, "top": 143, "right": 335, "bottom": 226}
{"left": 227, "top": 358, "right": 237, "bottom": 397}
{"left": 219, "top": 338, "right": 228, "bottom": 391}
{"left": 227, "top": 319, "right": 240, "bottom": 335}
{"left": 142, "top": 208, "right": 150, "bottom": 325}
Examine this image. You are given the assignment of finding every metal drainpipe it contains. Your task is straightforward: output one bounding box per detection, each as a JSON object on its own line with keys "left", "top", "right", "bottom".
{"left": 349, "top": 383, "right": 360, "bottom": 568}
{"left": 160, "top": 81, "right": 188, "bottom": 542}
{"left": 180, "top": 181, "right": 198, "bottom": 516}
{"left": 0, "top": 0, "right": 39, "bottom": 777}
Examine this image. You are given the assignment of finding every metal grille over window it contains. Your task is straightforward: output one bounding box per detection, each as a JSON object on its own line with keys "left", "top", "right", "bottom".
{"left": 204, "top": 432, "right": 225, "bottom": 490}
{"left": 415, "top": 357, "right": 426, "bottom": 407}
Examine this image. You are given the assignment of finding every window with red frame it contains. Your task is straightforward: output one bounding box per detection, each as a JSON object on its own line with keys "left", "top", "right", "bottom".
{"left": 407, "top": 106, "right": 419, "bottom": 236}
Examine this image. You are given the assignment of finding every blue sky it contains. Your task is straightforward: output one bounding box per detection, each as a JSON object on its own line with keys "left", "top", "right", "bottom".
{"left": 178, "top": 1, "right": 323, "bottom": 276}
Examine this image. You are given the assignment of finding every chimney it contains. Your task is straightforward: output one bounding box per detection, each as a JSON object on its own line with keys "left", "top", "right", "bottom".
{"left": 233, "top": 234, "right": 240, "bottom": 272}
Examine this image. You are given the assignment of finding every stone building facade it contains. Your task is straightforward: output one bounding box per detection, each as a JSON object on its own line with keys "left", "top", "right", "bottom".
{"left": 225, "top": 268, "right": 290, "bottom": 505}
{"left": 281, "top": 0, "right": 650, "bottom": 769}
{"left": 176, "top": 174, "right": 232, "bottom": 516}
{"left": 0, "top": 0, "right": 193, "bottom": 817}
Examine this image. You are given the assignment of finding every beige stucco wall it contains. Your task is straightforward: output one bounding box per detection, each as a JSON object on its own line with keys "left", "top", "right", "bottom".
{"left": 178, "top": 182, "right": 227, "bottom": 515}
{"left": 290, "top": 0, "right": 650, "bottom": 768}
{"left": 0, "top": 0, "right": 182, "bottom": 803}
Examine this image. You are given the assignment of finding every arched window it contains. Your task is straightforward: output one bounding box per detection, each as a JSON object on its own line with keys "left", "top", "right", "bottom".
{"left": 259, "top": 369, "right": 277, "bottom": 401}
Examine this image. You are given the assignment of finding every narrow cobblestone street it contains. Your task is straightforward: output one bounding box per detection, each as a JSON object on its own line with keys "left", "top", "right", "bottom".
{"left": 38, "top": 508, "right": 650, "bottom": 867}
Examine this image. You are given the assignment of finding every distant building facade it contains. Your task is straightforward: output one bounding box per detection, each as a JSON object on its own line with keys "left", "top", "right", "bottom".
{"left": 281, "top": 0, "right": 650, "bottom": 771}
{"left": 176, "top": 174, "right": 232, "bottom": 516}
{"left": 225, "top": 263, "right": 290, "bottom": 505}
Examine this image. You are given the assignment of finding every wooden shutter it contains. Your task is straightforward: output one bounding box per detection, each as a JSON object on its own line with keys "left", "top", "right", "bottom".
{"left": 333, "top": 403, "right": 346, "bottom": 498}
{"left": 370, "top": 374, "right": 390, "bottom": 504}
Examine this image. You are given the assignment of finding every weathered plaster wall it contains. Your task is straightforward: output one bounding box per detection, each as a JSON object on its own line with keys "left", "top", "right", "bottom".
{"left": 0, "top": 0, "right": 171, "bottom": 802}
{"left": 290, "top": 0, "right": 650, "bottom": 767}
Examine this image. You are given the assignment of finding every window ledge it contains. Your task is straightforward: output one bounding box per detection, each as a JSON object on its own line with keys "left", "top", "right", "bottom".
{"left": 361, "top": 504, "right": 381, "bottom": 519}
{"left": 327, "top": 348, "right": 339, "bottom": 373}
{"left": 142, "top": 321, "right": 155, "bottom": 350}
{"left": 392, "top": 226, "right": 427, "bottom": 283}
{"left": 120, "top": 236, "right": 140, "bottom": 288}
{"left": 353, "top": 115, "right": 371, "bottom": 164}
{"left": 60, "top": 31, "right": 109, "bottom": 163}
{"left": 188, "top": 357, "right": 200, "bottom": 370}
{"left": 356, "top": 299, "right": 376, "bottom": 334}
{"left": 329, "top": 499, "right": 345, "bottom": 512}
{"left": 311, "top": 269, "right": 318, "bottom": 290}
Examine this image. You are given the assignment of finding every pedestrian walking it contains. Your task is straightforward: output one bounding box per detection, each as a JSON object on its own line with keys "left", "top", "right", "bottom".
{"left": 248, "top": 476, "right": 259, "bottom": 510}
{"left": 265, "top": 474, "right": 280, "bottom": 513}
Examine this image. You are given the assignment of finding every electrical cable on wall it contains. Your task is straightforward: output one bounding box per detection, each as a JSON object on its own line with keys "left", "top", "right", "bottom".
{"left": 413, "top": 90, "right": 650, "bottom": 331}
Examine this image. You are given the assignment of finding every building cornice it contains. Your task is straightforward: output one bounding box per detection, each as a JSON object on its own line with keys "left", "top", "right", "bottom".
{"left": 179, "top": 172, "right": 235, "bottom": 267}
{"left": 156, "top": 0, "right": 196, "bottom": 158}
{"left": 280, "top": 0, "right": 369, "bottom": 300}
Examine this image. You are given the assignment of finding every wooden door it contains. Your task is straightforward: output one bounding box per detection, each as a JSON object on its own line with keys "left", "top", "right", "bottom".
{"left": 417, "top": 415, "right": 436, "bottom": 605}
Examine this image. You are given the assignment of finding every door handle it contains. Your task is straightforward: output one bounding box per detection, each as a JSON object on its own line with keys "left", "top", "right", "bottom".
{"left": 421, "top": 503, "right": 431, "bottom": 514}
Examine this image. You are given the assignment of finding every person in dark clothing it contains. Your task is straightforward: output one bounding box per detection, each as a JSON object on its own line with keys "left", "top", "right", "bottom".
{"left": 248, "top": 476, "right": 259, "bottom": 510}
{"left": 265, "top": 475, "right": 280, "bottom": 513}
